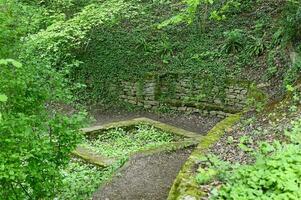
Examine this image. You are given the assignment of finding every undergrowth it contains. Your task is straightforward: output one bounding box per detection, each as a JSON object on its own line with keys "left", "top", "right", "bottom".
{"left": 195, "top": 108, "right": 301, "bottom": 199}
{"left": 57, "top": 158, "right": 123, "bottom": 200}
{"left": 56, "top": 124, "right": 182, "bottom": 199}
{"left": 83, "top": 124, "right": 182, "bottom": 159}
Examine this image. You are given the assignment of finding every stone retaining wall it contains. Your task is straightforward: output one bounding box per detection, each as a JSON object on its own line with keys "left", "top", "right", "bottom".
{"left": 119, "top": 73, "right": 249, "bottom": 118}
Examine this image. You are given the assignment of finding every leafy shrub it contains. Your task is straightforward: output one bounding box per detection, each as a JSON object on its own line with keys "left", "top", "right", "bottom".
{"left": 222, "top": 29, "right": 244, "bottom": 53}
{"left": 58, "top": 159, "right": 120, "bottom": 199}
{"left": 0, "top": 1, "right": 61, "bottom": 58}
{"left": 0, "top": 59, "right": 86, "bottom": 199}
{"left": 285, "top": 118, "right": 301, "bottom": 145}
{"left": 281, "top": 0, "right": 301, "bottom": 44}
{"left": 196, "top": 168, "right": 217, "bottom": 185}
{"left": 246, "top": 36, "right": 265, "bottom": 56}
{"left": 195, "top": 154, "right": 238, "bottom": 185}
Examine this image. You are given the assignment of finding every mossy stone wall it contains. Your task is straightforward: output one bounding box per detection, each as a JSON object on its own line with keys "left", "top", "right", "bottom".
{"left": 119, "top": 73, "right": 249, "bottom": 118}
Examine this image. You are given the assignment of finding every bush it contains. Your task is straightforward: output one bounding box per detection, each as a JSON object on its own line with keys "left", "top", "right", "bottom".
{"left": 222, "top": 29, "right": 244, "bottom": 53}
{"left": 0, "top": 59, "right": 86, "bottom": 199}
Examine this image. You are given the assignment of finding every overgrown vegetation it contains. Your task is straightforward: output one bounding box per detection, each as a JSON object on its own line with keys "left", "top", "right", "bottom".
{"left": 0, "top": 59, "right": 86, "bottom": 199}
{"left": 192, "top": 89, "right": 301, "bottom": 199}
{"left": 1, "top": 0, "right": 301, "bottom": 199}
{"left": 211, "top": 118, "right": 301, "bottom": 200}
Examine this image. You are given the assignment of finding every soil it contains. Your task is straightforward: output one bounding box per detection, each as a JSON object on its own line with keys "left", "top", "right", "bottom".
{"left": 89, "top": 108, "right": 221, "bottom": 134}
{"left": 93, "top": 148, "right": 192, "bottom": 200}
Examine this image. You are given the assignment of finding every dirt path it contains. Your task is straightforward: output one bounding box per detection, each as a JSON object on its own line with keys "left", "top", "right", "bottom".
{"left": 93, "top": 148, "right": 193, "bottom": 200}
{"left": 89, "top": 108, "right": 220, "bottom": 200}
{"left": 90, "top": 109, "right": 220, "bottom": 134}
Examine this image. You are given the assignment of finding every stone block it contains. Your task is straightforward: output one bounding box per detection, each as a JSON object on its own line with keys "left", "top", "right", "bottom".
{"left": 241, "top": 89, "right": 248, "bottom": 95}
{"left": 146, "top": 101, "right": 159, "bottom": 106}
{"left": 145, "top": 96, "right": 155, "bottom": 101}
{"left": 178, "top": 107, "right": 187, "bottom": 112}
{"left": 227, "top": 95, "right": 236, "bottom": 99}
{"left": 202, "top": 110, "right": 209, "bottom": 115}
{"left": 192, "top": 108, "right": 200, "bottom": 114}
{"left": 144, "top": 105, "right": 152, "bottom": 109}
{"left": 210, "top": 111, "right": 217, "bottom": 116}
{"left": 128, "top": 100, "right": 136, "bottom": 105}
{"left": 214, "top": 99, "right": 222, "bottom": 104}
{"left": 186, "top": 107, "right": 194, "bottom": 112}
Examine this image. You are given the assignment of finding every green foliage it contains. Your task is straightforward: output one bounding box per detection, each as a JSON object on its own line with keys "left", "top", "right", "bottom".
{"left": 246, "top": 36, "right": 265, "bottom": 56}
{"left": 237, "top": 135, "right": 253, "bottom": 152}
{"left": 196, "top": 168, "right": 217, "bottom": 184}
{"left": 83, "top": 124, "right": 182, "bottom": 159}
{"left": 21, "top": 0, "right": 129, "bottom": 68}
{"left": 18, "top": 0, "right": 132, "bottom": 104}
{"left": 214, "top": 119, "right": 301, "bottom": 200}
{"left": 58, "top": 159, "right": 121, "bottom": 199}
{"left": 159, "top": 0, "right": 242, "bottom": 32}
{"left": 222, "top": 29, "right": 244, "bottom": 53}
{"left": 195, "top": 154, "right": 239, "bottom": 185}
{"left": 280, "top": 0, "right": 301, "bottom": 45}
{"left": 284, "top": 52, "right": 301, "bottom": 85}
{"left": 216, "top": 144, "right": 301, "bottom": 200}
{"left": 285, "top": 118, "right": 301, "bottom": 144}
{"left": 0, "top": 59, "right": 86, "bottom": 199}
{"left": 0, "top": 0, "right": 61, "bottom": 58}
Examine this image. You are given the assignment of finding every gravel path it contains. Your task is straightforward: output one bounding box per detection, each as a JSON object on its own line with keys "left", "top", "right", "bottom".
{"left": 93, "top": 148, "right": 193, "bottom": 200}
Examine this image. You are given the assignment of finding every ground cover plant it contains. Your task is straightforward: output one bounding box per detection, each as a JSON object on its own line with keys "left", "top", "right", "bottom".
{"left": 57, "top": 159, "right": 120, "bottom": 200}
{"left": 83, "top": 124, "right": 183, "bottom": 159}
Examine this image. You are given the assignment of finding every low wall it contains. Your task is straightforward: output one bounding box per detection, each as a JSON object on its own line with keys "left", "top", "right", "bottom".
{"left": 119, "top": 73, "right": 249, "bottom": 118}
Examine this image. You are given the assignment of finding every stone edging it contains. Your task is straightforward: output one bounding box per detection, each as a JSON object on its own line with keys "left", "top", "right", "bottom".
{"left": 81, "top": 117, "right": 203, "bottom": 139}
{"left": 72, "top": 146, "right": 116, "bottom": 167}
{"left": 73, "top": 118, "right": 202, "bottom": 167}
{"left": 167, "top": 113, "right": 242, "bottom": 200}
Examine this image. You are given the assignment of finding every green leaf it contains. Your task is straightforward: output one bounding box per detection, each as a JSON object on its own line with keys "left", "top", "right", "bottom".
{"left": 0, "top": 94, "right": 8, "bottom": 102}
{"left": 286, "top": 84, "right": 294, "bottom": 92}
{"left": 0, "top": 59, "right": 8, "bottom": 65}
